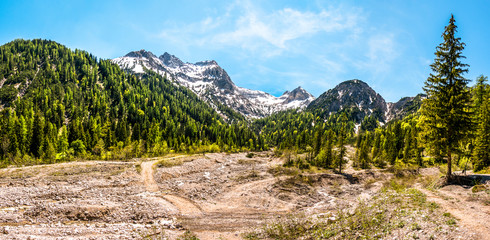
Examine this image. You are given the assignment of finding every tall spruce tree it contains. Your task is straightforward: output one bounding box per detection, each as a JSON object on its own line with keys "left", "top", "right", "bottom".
{"left": 336, "top": 113, "right": 348, "bottom": 173}
{"left": 473, "top": 76, "right": 490, "bottom": 171}
{"left": 421, "top": 15, "right": 472, "bottom": 177}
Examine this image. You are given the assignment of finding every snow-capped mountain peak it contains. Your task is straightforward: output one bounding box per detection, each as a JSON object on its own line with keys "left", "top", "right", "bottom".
{"left": 281, "top": 86, "right": 314, "bottom": 103}
{"left": 124, "top": 49, "right": 157, "bottom": 59}
{"left": 159, "top": 52, "right": 184, "bottom": 68}
{"left": 113, "top": 50, "right": 314, "bottom": 118}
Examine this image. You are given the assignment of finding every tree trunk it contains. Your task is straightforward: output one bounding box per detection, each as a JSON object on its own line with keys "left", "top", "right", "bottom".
{"left": 339, "top": 159, "right": 342, "bottom": 174}
{"left": 447, "top": 150, "right": 452, "bottom": 178}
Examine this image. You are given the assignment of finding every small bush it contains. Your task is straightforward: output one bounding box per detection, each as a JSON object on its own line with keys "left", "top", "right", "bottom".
{"left": 268, "top": 166, "right": 299, "bottom": 176}
{"left": 156, "top": 157, "right": 183, "bottom": 168}
{"left": 446, "top": 218, "right": 456, "bottom": 225}
{"left": 471, "top": 184, "right": 487, "bottom": 193}
{"left": 177, "top": 230, "right": 199, "bottom": 240}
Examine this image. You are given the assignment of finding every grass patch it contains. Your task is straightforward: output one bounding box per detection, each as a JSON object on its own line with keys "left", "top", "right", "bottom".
{"left": 247, "top": 179, "right": 457, "bottom": 239}
{"left": 155, "top": 155, "right": 201, "bottom": 168}
{"left": 235, "top": 169, "right": 261, "bottom": 181}
{"left": 471, "top": 184, "right": 488, "bottom": 193}
{"left": 475, "top": 166, "right": 490, "bottom": 174}
{"left": 137, "top": 227, "right": 200, "bottom": 240}
{"left": 0, "top": 167, "right": 41, "bottom": 179}
{"left": 363, "top": 178, "right": 378, "bottom": 189}
{"left": 48, "top": 164, "right": 126, "bottom": 177}
{"left": 137, "top": 225, "right": 167, "bottom": 239}
{"left": 238, "top": 159, "right": 258, "bottom": 165}
{"left": 177, "top": 230, "right": 200, "bottom": 240}
{"left": 156, "top": 157, "right": 184, "bottom": 168}
{"left": 446, "top": 218, "right": 457, "bottom": 225}
{"left": 268, "top": 166, "right": 300, "bottom": 177}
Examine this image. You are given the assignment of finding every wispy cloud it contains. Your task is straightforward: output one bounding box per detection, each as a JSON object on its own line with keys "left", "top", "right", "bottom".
{"left": 157, "top": 0, "right": 362, "bottom": 57}
{"left": 352, "top": 34, "right": 399, "bottom": 75}
{"left": 212, "top": 7, "right": 359, "bottom": 51}
{"left": 153, "top": 0, "right": 405, "bottom": 98}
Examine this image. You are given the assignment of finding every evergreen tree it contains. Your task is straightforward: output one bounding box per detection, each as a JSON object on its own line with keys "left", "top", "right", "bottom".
{"left": 30, "top": 113, "right": 44, "bottom": 158}
{"left": 420, "top": 15, "right": 472, "bottom": 177}
{"left": 473, "top": 76, "right": 490, "bottom": 170}
{"left": 473, "top": 75, "right": 488, "bottom": 110}
{"left": 335, "top": 113, "right": 348, "bottom": 173}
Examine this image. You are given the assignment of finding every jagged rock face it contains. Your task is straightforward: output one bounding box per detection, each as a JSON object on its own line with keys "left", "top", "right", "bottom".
{"left": 282, "top": 87, "right": 314, "bottom": 104}
{"left": 160, "top": 52, "right": 184, "bottom": 68}
{"left": 308, "top": 79, "right": 387, "bottom": 122}
{"left": 307, "top": 79, "right": 424, "bottom": 123}
{"left": 113, "top": 50, "right": 314, "bottom": 118}
{"left": 114, "top": 51, "right": 422, "bottom": 122}
{"left": 386, "top": 94, "right": 426, "bottom": 121}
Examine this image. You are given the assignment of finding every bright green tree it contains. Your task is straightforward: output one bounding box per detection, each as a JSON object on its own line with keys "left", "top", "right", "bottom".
{"left": 473, "top": 76, "right": 490, "bottom": 170}
{"left": 335, "top": 113, "right": 348, "bottom": 173}
{"left": 421, "top": 15, "right": 472, "bottom": 178}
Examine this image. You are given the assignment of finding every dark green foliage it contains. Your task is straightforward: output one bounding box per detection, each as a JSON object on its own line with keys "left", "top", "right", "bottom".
{"left": 0, "top": 85, "right": 17, "bottom": 104}
{"left": 252, "top": 108, "right": 355, "bottom": 171}
{"left": 353, "top": 114, "right": 424, "bottom": 170}
{"left": 253, "top": 109, "right": 355, "bottom": 151}
{"left": 473, "top": 75, "right": 490, "bottom": 171}
{"left": 420, "top": 15, "right": 473, "bottom": 176}
{"left": 335, "top": 113, "right": 348, "bottom": 173}
{"left": 0, "top": 39, "right": 261, "bottom": 165}
{"left": 252, "top": 110, "right": 317, "bottom": 150}
{"left": 360, "top": 115, "right": 379, "bottom": 132}
{"left": 70, "top": 139, "right": 86, "bottom": 156}
{"left": 355, "top": 133, "right": 371, "bottom": 169}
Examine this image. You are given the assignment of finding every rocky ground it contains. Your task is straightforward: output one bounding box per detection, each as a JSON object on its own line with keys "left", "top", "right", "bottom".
{"left": 0, "top": 151, "right": 488, "bottom": 239}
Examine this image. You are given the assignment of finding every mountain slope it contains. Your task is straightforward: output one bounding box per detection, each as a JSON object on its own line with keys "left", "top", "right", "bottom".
{"left": 385, "top": 94, "right": 426, "bottom": 121}
{"left": 113, "top": 50, "right": 315, "bottom": 118}
{"left": 307, "top": 79, "right": 387, "bottom": 122}
{"left": 307, "top": 79, "right": 424, "bottom": 123}
{"left": 0, "top": 39, "right": 260, "bottom": 163}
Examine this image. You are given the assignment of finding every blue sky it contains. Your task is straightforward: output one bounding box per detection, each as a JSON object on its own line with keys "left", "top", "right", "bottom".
{"left": 1, "top": 0, "right": 488, "bottom": 102}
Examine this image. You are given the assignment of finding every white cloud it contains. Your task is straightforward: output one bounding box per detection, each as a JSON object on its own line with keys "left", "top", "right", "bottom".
{"left": 367, "top": 34, "right": 396, "bottom": 62}
{"left": 213, "top": 7, "right": 359, "bottom": 51}
{"left": 151, "top": 1, "right": 407, "bottom": 98}
{"left": 362, "top": 34, "right": 399, "bottom": 73}
{"left": 157, "top": 0, "right": 362, "bottom": 57}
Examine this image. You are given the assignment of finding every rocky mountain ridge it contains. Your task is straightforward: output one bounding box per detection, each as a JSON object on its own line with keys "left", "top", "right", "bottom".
{"left": 307, "top": 79, "right": 425, "bottom": 123}
{"left": 113, "top": 50, "right": 315, "bottom": 118}
{"left": 113, "top": 51, "right": 422, "bottom": 122}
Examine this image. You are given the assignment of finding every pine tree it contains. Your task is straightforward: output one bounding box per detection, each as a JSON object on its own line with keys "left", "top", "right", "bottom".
{"left": 30, "top": 113, "right": 44, "bottom": 158}
{"left": 473, "top": 76, "right": 490, "bottom": 171}
{"left": 473, "top": 75, "right": 488, "bottom": 110}
{"left": 359, "top": 135, "right": 371, "bottom": 169}
{"left": 335, "top": 113, "right": 348, "bottom": 173}
{"left": 421, "top": 15, "right": 472, "bottom": 178}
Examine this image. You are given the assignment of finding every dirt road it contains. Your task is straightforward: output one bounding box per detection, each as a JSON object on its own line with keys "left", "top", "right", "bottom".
{"left": 141, "top": 160, "right": 160, "bottom": 192}
{"left": 140, "top": 158, "right": 203, "bottom": 217}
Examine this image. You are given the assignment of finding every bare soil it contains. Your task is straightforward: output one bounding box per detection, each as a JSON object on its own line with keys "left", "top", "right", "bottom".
{"left": 417, "top": 170, "right": 490, "bottom": 240}
{"left": 0, "top": 152, "right": 488, "bottom": 239}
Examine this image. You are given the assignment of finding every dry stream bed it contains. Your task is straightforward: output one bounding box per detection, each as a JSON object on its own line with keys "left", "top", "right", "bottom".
{"left": 0, "top": 152, "right": 488, "bottom": 239}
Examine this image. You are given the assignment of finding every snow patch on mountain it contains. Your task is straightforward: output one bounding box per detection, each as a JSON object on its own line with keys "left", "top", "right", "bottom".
{"left": 113, "top": 50, "right": 314, "bottom": 118}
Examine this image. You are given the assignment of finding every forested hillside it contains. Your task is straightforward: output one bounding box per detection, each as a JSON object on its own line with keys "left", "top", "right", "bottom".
{"left": 0, "top": 32, "right": 488, "bottom": 174}
{"left": 0, "top": 39, "right": 262, "bottom": 166}
{"left": 265, "top": 16, "right": 490, "bottom": 175}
